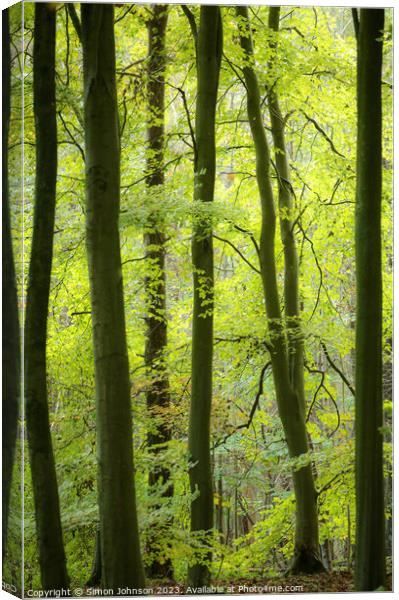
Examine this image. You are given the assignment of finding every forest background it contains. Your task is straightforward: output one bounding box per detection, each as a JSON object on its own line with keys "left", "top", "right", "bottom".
{"left": 1, "top": 0, "right": 394, "bottom": 596}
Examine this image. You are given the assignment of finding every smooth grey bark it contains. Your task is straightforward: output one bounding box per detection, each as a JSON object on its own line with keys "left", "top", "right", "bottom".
{"left": 81, "top": 4, "right": 145, "bottom": 589}
{"left": 354, "top": 8, "right": 386, "bottom": 591}
{"left": 2, "top": 7, "right": 20, "bottom": 558}
{"left": 188, "top": 5, "right": 222, "bottom": 587}
{"left": 25, "top": 4, "right": 69, "bottom": 589}
{"left": 236, "top": 6, "right": 323, "bottom": 573}
{"left": 144, "top": 4, "right": 173, "bottom": 580}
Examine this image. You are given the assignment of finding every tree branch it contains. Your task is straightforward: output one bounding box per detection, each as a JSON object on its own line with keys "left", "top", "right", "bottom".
{"left": 213, "top": 362, "right": 272, "bottom": 449}
{"left": 67, "top": 3, "right": 82, "bottom": 44}
{"left": 114, "top": 5, "right": 135, "bottom": 25}
{"left": 121, "top": 154, "right": 189, "bottom": 190}
{"left": 121, "top": 256, "right": 146, "bottom": 266}
{"left": 322, "top": 383, "right": 341, "bottom": 438}
{"left": 223, "top": 52, "right": 247, "bottom": 90}
{"left": 301, "top": 110, "right": 346, "bottom": 159}
{"left": 306, "top": 367, "right": 325, "bottom": 422}
{"left": 165, "top": 81, "right": 197, "bottom": 165}
{"left": 181, "top": 5, "right": 198, "bottom": 47}
{"left": 320, "top": 340, "right": 355, "bottom": 396}
{"left": 57, "top": 110, "right": 85, "bottom": 162}
{"left": 352, "top": 8, "right": 359, "bottom": 42}
{"left": 233, "top": 224, "right": 261, "bottom": 260}
{"left": 316, "top": 468, "right": 352, "bottom": 498}
{"left": 213, "top": 234, "right": 261, "bottom": 275}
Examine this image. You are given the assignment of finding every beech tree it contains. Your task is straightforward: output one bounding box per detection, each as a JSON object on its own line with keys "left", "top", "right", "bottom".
{"left": 2, "top": 7, "right": 20, "bottom": 556}
{"left": 144, "top": 4, "right": 173, "bottom": 579}
{"left": 354, "top": 7, "right": 386, "bottom": 591}
{"left": 188, "top": 5, "right": 222, "bottom": 587}
{"left": 236, "top": 6, "right": 324, "bottom": 573}
{"left": 24, "top": 3, "right": 69, "bottom": 589}
{"left": 81, "top": 4, "right": 145, "bottom": 589}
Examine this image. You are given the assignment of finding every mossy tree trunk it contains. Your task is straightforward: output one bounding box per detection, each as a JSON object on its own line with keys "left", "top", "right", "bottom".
{"left": 188, "top": 5, "right": 222, "bottom": 587}
{"left": 82, "top": 4, "right": 145, "bottom": 589}
{"left": 2, "top": 7, "right": 20, "bottom": 557}
{"left": 236, "top": 6, "right": 323, "bottom": 574}
{"left": 354, "top": 8, "right": 386, "bottom": 591}
{"left": 25, "top": 4, "right": 69, "bottom": 589}
{"left": 144, "top": 4, "right": 173, "bottom": 579}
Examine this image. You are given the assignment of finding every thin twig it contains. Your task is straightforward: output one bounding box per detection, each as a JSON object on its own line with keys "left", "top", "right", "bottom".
{"left": 301, "top": 111, "right": 346, "bottom": 159}
{"left": 114, "top": 5, "right": 135, "bottom": 25}
{"left": 213, "top": 362, "right": 271, "bottom": 449}
{"left": 57, "top": 110, "right": 85, "bottom": 162}
{"left": 317, "top": 468, "right": 352, "bottom": 498}
{"left": 213, "top": 234, "right": 261, "bottom": 275}
{"left": 320, "top": 340, "right": 355, "bottom": 396}
{"left": 306, "top": 368, "right": 325, "bottom": 422}
{"left": 223, "top": 52, "right": 247, "bottom": 90}
{"left": 165, "top": 81, "right": 197, "bottom": 165}
{"left": 233, "top": 224, "right": 260, "bottom": 259}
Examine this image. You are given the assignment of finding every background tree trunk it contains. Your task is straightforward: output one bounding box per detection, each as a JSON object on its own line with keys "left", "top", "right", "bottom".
{"left": 86, "top": 527, "right": 102, "bottom": 587}
{"left": 188, "top": 5, "right": 222, "bottom": 587}
{"left": 236, "top": 6, "right": 323, "bottom": 574}
{"left": 267, "top": 6, "right": 305, "bottom": 411}
{"left": 354, "top": 8, "right": 385, "bottom": 591}
{"left": 2, "top": 7, "right": 20, "bottom": 559}
{"left": 144, "top": 4, "right": 173, "bottom": 580}
{"left": 25, "top": 4, "right": 69, "bottom": 589}
{"left": 82, "top": 4, "right": 145, "bottom": 589}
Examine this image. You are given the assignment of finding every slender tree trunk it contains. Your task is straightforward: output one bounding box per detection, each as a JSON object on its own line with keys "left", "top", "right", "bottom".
{"left": 216, "top": 455, "right": 224, "bottom": 542}
{"left": 354, "top": 8, "right": 385, "bottom": 591}
{"left": 144, "top": 4, "right": 173, "bottom": 580}
{"left": 346, "top": 505, "right": 351, "bottom": 570}
{"left": 87, "top": 527, "right": 102, "bottom": 587}
{"left": 25, "top": 4, "right": 69, "bottom": 589}
{"left": 188, "top": 6, "right": 222, "bottom": 587}
{"left": 2, "top": 8, "right": 20, "bottom": 558}
{"left": 267, "top": 7, "right": 305, "bottom": 411}
{"left": 381, "top": 341, "right": 392, "bottom": 561}
{"left": 236, "top": 6, "right": 323, "bottom": 573}
{"left": 82, "top": 5, "right": 145, "bottom": 589}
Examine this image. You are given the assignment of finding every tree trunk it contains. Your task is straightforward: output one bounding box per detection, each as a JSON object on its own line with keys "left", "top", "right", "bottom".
{"left": 216, "top": 455, "right": 224, "bottom": 542}
{"left": 354, "top": 8, "right": 385, "bottom": 591}
{"left": 236, "top": 6, "right": 323, "bottom": 574}
{"left": 267, "top": 7, "right": 305, "bottom": 411}
{"left": 82, "top": 5, "right": 145, "bottom": 589}
{"left": 144, "top": 4, "right": 173, "bottom": 580}
{"left": 87, "top": 527, "right": 102, "bottom": 587}
{"left": 188, "top": 6, "right": 222, "bottom": 587}
{"left": 2, "top": 7, "right": 20, "bottom": 558}
{"left": 25, "top": 4, "right": 69, "bottom": 589}
{"left": 383, "top": 348, "right": 392, "bottom": 561}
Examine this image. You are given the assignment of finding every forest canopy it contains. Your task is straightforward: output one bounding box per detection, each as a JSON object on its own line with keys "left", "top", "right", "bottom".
{"left": 2, "top": 1, "right": 392, "bottom": 596}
